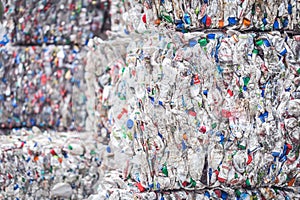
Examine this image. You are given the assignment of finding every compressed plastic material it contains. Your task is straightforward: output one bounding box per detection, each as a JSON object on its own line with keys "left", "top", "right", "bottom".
{"left": 118, "top": 0, "right": 300, "bottom": 32}
{"left": 0, "top": 0, "right": 113, "bottom": 131}
{"left": 11, "top": 0, "right": 111, "bottom": 45}
{"left": 0, "top": 44, "right": 87, "bottom": 131}
{"left": 0, "top": 127, "right": 116, "bottom": 199}
{"left": 0, "top": 0, "right": 299, "bottom": 199}
{"left": 87, "top": 28, "right": 300, "bottom": 199}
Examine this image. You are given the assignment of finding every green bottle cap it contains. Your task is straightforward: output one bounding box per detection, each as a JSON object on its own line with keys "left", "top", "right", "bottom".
{"left": 162, "top": 164, "right": 168, "bottom": 177}
{"left": 90, "top": 150, "right": 96, "bottom": 155}
{"left": 234, "top": 173, "right": 238, "bottom": 179}
{"left": 163, "top": 15, "right": 173, "bottom": 23}
{"left": 167, "top": 42, "right": 172, "bottom": 49}
{"left": 198, "top": 38, "right": 208, "bottom": 47}
{"left": 252, "top": 49, "right": 259, "bottom": 54}
{"left": 235, "top": 189, "right": 241, "bottom": 197}
{"left": 190, "top": 178, "right": 196, "bottom": 187}
{"left": 212, "top": 122, "right": 217, "bottom": 129}
{"left": 246, "top": 178, "right": 251, "bottom": 186}
{"left": 243, "top": 77, "right": 250, "bottom": 86}
{"left": 256, "top": 39, "right": 263, "bottom": 46}
{"left": 195, "top": 7, "right": 200, "bottom": 15}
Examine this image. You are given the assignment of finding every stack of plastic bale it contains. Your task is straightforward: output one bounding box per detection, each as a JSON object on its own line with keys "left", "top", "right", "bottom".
{"left": 0, "top": 126, "right": 115, "bottom": 199}
{"left": 0, "top": 0, "right": 112, "bottom": 131}
{"left": 86, "top": 0, "right": 300, "bottom": 199}
{"left": 127, "top": 0, "right": 300, "bottom": 32}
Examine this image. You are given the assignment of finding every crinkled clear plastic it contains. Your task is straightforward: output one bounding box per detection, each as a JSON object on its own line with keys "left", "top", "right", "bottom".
{"left": 0, "top": 0, "right": 299, "bottom": 199}
{"left": 0, "top": 0, "right": 114, "bottom": 131}
{"left": 116, "top": 0, "right": 300, "bottom": 32}
{"left": 87, "top": 29, "right": 300, "bottom": 199}
{"left": 0, "top": 127, "right": 115, "bottom": 199}
{"left": 11, "top": 0, "right": 111, "bottom": 45}
{"left": 0, "top": 45, "right": 88, "bottom": 131}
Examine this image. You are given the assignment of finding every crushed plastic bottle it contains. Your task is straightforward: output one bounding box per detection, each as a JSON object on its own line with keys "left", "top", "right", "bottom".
{"left": 87, "top": 28, "right": 300, "bottom": 199}
{"left": 10, "top": 0, "right": 111, "bottom": 45}
{"left": 114, "top": 0, "right": 300, "bottom": 32}
{"left": 0, "top": 128, "right": 109, "bottom": 199}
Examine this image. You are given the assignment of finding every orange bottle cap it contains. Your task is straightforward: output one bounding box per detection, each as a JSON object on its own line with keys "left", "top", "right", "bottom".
{"left": 243, "top": 18, "right": 251, "bottom": 27}
{"left": 219, "top": 20, "right": 224, "bottom": 28}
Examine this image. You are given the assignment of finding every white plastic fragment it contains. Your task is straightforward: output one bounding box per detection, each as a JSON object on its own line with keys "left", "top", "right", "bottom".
{"left": 51, "top": 182, "right": 73, "bottom": 198}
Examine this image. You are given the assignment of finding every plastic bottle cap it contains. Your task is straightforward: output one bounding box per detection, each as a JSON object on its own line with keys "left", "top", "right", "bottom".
{"left": 184, "top": 13, "right": 191, "bottom": 24}
{"left": 195, "top": 7, "right": 200, "bottom": 15}
{"left": 198, "top": 38, "right": 208, "bottom": 47}
{"left": 201, "top": 15, "right": 207, "bottom": 26}
{"left": 219, "top": 19, "right": 224, "bottom": 28}
{"left": 262, "top": 18, "right": 267, "bottom": 25}
{"left": 127, "top": 119, "right": 134, "bottom": 129}
{"left": 142, "top": 14, "right": 147, "bottom": 23}
{"left": 189, "top": 39, "right": 197, "bottom": 47}
{"left": 288, "top": 4, "right": 292, "bottom": 14}
{"left": 154, "top": 19, "right": 161, "bottom": 25}
{"left": 206, "top": 16, "right": 212, "bottom": 27}
{"left": 273, "top": 20, "right": 279, "bottom": 29}
{"left": 207, "top": 33, "right": 216, "bottom": 40}
{"left": 263, "top": 39, "right": 271, "bottom": 47}
{"left": 228, "top": 17, "right": 237, "bottom": 25}
{"left": 243, "top": 18, "right": 251, "bottom": 27}
{"left": 252, "top": 49, "right": 258, "bottom": 54}
{"left": 280, "top": 48, "right": 287, "bottom": 56}
{"left": 256, "top": 39, "right": 263, "bottom": 46}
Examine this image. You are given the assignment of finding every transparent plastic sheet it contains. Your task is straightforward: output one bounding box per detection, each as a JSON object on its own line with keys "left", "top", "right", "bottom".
{"left": 117, "top": 0, "right": 300, "bottom": 32}
{"left": 88, "top": 29, "right": 300, "bottom": 199}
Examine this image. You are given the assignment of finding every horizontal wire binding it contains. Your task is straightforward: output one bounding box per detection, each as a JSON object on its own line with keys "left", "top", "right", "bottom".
{"left": 176, "top": 27, "right": 300, "bottom": 36}
{"left": 10, "top": 42, "right": 84, "bottom": 47}
{"left": 137, "top": 184, "right": 297, "bottom": 194}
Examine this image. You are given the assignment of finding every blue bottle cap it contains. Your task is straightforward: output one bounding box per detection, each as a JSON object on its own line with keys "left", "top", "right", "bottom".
{"left": 228, "top": 17, "right": 237, "bottom": 25}
{"left": 201, "top": 15, "right": 207, "bottom": 25}
{"left": 207, "top": 33, "right": 216, "bottom": 40}
{"left": 174, "top": 19, "right": 183, "bottom": 25}
{"left": 184, "top": 13, "right": 191, "bottom": 24}
{"left": 221, "top": 191, "right": 228, "bottom": 200}
{"left": 127, "top": 119, "right": 134, "bottom": 129}
{"left": 44, "top": 36, "right": 48, "bottom": 43}
{"left": 273, "top": 20, "right": 279, "bottom": 30}
{"left": 176, "top": 23, "right": 184, "bottom": 29}
{"left": 262, "top": 18, "right": 267, "bottom": 25}
{"left": 288, "top": 4, "right": 292, "bottom": 14}
{"left": 13, "top": 184, "right": 19, "bottom": 190}
{"left": 279, "top": 155, "right": 287, "bottom": 162}
{"left": 240, "top": 193, "right": 249, "bottom": 200}
{"left": 204, "top": 191, "right": 210, "bottom": 197}
{"left": 106, "top": 146, "right": 111, "bottom": 153}
{"left": 189, "top": 39, "right": 197, "bottom": 47}
{"left": 280, "top": 48, "right": 287, "bottom": 56}
{"left": 181, "top": 140, "right": 187, "bottom": 150}
{"left": 283, "top": 18, "right": 289, "bottom": 28}
{"left": 263, "top": 39, "right": 271, "bottom": 47}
